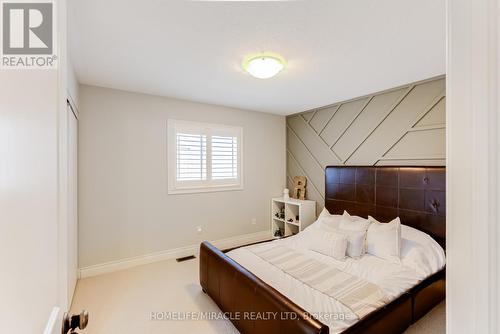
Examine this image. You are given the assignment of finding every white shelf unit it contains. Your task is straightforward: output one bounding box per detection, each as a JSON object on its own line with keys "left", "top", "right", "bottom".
{"left": 271, "top": 197, "right": 316, "bottom": 238}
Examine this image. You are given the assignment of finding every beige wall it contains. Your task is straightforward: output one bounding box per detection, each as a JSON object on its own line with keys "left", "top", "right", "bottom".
{"left": 286, "top": 76, "right": 446, "bottom": 211}
{"left": 78, "top": 85, "right": 285, "bottom": 268}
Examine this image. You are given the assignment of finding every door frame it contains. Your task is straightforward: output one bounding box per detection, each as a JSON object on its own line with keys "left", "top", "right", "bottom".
{"left": 446, "top": 0, "right": 500, "bottom": 333}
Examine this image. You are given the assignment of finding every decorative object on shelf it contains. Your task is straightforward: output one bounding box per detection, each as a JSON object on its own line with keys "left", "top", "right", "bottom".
{"left": 292, "top": 176, "right": 307, "bottom": 200}
{"left": 287, "top": 218, "right": 294, "bottom": 223}
{"left": 274, "top": 228, "right": 284, "bottom": 237}
{"left": 295, "top": 215, "right": 300, "bottom": 222}
{"left": 283, "top": 188, "right": 290, "bottom": 199}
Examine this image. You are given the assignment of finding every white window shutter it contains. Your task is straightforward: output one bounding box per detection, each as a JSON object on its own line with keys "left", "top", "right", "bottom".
{"left": 211, "top": 135, "right": 238, "bottom": 180}
{"left": 168, "top": 119, "right": 242, "bottom": 194}
{"left": 176, "top": 133, "right": 206, "bottom": 181}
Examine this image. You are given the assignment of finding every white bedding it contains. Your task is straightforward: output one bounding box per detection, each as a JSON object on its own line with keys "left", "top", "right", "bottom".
{"left": 226, "top": 224, "right": 445, "bottom": 333}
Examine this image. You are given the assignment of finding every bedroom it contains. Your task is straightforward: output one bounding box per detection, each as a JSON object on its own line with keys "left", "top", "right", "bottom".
{"left": 0, "top": 0, "right": 499, "bottom": 334}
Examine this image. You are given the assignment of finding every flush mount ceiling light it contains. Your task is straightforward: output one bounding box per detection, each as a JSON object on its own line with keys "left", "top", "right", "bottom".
{"left": 242, "top": 52, "right": 286, "bottom": 79}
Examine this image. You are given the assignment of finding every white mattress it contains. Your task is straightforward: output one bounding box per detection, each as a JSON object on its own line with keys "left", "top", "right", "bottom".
{"left": 226, "top": 225, "right": 445, "bottom": 333}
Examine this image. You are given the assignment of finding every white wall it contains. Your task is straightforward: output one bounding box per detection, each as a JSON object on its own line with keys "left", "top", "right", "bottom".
{"left": 0, "top": 72, "right": 60, "bottom": 333}
{"left": 0, "top": 2, "right": 76, "bottom": 332}
{"left": 67, "top": 57, "right": 80, "bottom": 110}
{"left": 78, "top": 85, "right": 286, "bottom": 268}
{"left": 446, "top": 0, "right": 500, "bottom": 333}
{"left": 67, "top": 55, "right": 80, "bottom": 307}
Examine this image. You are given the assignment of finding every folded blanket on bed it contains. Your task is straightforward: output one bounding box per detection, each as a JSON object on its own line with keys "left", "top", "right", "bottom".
{"left": 249, "top": 244, "right": 386, "bottom": 319}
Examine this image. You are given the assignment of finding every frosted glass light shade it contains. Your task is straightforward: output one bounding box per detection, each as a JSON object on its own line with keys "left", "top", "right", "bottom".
{"left": 242, "top": 53, "right": 285, "bottom": 79}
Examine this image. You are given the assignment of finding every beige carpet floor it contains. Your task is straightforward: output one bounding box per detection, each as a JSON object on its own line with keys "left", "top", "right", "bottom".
{"left": 71, "top": 257, "right": 444, "bottom": 333}
{"left": 405, "top": 301, "right": 445, "bottom": 333}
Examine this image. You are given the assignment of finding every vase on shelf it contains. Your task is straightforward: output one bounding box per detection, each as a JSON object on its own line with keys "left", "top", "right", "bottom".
{"left": 283, "top": 188, "right": 290, "bottom": 199}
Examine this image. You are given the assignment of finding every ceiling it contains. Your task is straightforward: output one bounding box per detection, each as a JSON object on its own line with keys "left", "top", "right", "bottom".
{"left": 68, "top": 0, "right": 445, "bottom": 115}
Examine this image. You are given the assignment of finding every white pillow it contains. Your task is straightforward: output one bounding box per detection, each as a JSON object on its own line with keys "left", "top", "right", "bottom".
{"left": 312, "top": 210, "right": 368, "bottom": 258}
{"left": 338, "top": 211, "right": 371, "bottom": 232}
{"left": 318, "top": 207, "right": 332, "bottom": 219}
{"left": 310, "top": 208, "right": 342, "bottom": 231}
{"left": 308, "top": 230, "right": 348, "bottom": 260}
{"left": 366, "top": 216, "right": 402, "bottom": 263}
{"left": 318, "top": 214, "right": 342, "bottom": 230}
{"left": 340, "top": 230, "right": 366, "bottom": 258}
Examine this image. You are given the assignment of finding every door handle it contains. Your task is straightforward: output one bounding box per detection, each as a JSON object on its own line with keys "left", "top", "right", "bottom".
{"left": 62, "top": 310, "right": 89, "bottom": 334}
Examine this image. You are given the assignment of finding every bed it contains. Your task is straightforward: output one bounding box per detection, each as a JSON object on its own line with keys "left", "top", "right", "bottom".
{"left": 199, "top": 166, "right": 446, "bottom": 334}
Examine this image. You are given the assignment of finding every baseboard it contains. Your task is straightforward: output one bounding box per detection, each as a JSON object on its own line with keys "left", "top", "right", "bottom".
{"left": 43, "top": 307, "right": 60, "bottom": 334}
{"left": 79, "top": 230, "right": 271, "bottom": 278}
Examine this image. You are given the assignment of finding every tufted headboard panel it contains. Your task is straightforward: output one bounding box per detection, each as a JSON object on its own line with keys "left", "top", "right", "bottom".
{"left": 324, "top": 166, "right": 446, "bottom": 248}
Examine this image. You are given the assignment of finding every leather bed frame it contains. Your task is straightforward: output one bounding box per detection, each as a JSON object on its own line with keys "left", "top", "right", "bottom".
{"left": 200, "top": 166, "right": 446, "bottom": 333}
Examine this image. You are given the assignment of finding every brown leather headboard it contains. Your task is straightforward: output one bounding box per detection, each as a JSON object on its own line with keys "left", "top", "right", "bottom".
{"left": 325, "top": 166, "right": 445, "bottom": 248}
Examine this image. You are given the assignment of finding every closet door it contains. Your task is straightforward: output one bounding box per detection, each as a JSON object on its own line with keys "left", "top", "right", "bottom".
{"left": 67, "top": 102, "right": 78, "bottom": 303}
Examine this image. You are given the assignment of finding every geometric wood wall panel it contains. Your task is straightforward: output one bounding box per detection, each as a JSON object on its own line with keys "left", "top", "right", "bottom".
{"left": 376, "top": 158, "right": 446, "bottom": 166}
{"left": 287, "top": 115, "right": 341, "bottom": 167}
{"left": 332, "top": 88, "right": 407, "bottom": 162}
{"left": 287, "top": 151, "right": 325, "bottom": 211}
{"left": 309, "top": 105, "right": 337, "bottom": 133}
{"left": 414, "top": 97, "right": 445, "bottom": 127}
{"left": 384, "top": 128, "right": 446, "bottom": 158}
{"left": 346, "top": 78, "right": 445, "bottom": 165}
{"left": 286, "top": 76, "right": 445, "bottom": 207}
{"left": 287, "top": 128, "right": 325, "bottom": 196}
{"left": 320, "top": 98, "right": 369, "bottom": 146}
{"left": 301, "top": 110, "right": 316, "bottom": 123}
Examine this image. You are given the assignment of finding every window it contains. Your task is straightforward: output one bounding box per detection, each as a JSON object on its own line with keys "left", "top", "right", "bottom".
{"left": 168, "top": 120, "right": 243, "bottom": 194}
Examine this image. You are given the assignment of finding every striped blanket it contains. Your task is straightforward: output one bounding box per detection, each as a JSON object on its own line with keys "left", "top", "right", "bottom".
{"left": 249, "top": 244, "right": 386, "bottom": 319}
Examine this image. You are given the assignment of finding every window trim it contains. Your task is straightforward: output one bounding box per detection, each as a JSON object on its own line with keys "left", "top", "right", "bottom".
{"left": 167, "top": 119, "right": 244, "bottom": 195}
